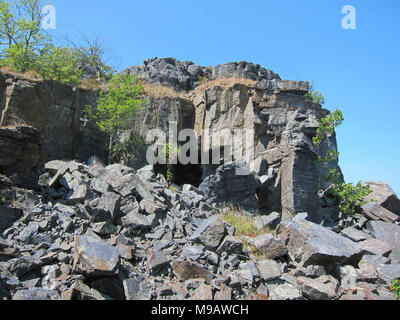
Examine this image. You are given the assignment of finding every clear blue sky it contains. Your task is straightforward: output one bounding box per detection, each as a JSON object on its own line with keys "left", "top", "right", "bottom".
{"left": 51, "top": 0, "right": 400, "bottom": 195}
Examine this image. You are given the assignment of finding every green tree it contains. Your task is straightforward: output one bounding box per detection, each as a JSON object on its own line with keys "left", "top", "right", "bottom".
{"left": 305, "top": 83, "right": 325, "bottom": 105}
{"left": 85, "top": 73, "right": 145, "bottom": 164}
{"left": 314, "top": 108, "right": 371, "bottom": 216}
{"left": 0, "top": 0, "right": 48, "bottom": 49}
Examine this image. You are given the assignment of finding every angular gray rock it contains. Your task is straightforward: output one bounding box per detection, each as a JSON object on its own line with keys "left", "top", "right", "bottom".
{"left": 199, "top": 160, "right": 260, "bottom": 212}
{"left": 248, "top": 233, "right": 288, "bottom": 259}
{"left": 73, "top": 235, "right": 120, "bottom": 277}
{"left": 171, "top": 260, "right": 213, "bottom": 282}
{"left": 365, "top": 221, "right": 400, "bottom": 263}
{"left": 364, "top": 181, "right": 400, "bottom": 216}
{"left": 277, "top": 214, "right": 363, "bottom": 268}
{"left": 296, "top": 275, "right": 339, "bottom": 300}
{"left": 190, "top": 216, "right": 227, "bottom": 251}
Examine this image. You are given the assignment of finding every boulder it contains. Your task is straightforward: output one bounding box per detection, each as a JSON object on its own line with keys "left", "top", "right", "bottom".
{"left": 190, "top": 216, "right": 227, "bottom": 251}
{"left": 248, "top": 233, "right": 288, "bottom": 259}
{"left": 277, "top": 214, "right": 363, "bottom": 268}
{"left": 199, "top": 161, "right": 260, "bottom": 212}
{"left": 364, "top": 181, "right": 400, "bottom": 216}
{"left": 73, "top": 235, "right": 120, "bottom": 277}
{"left": 171, "top": 260, "right": 213, "bottom": 282}
{"left": 365, "top": 221, "right": 400, "bottom": 263}
{"left": 256, "top": 259, "right": 282, "bottom": 281}
{"left": 13, "top": 288, "right": 60, "bottom": 300}
{"left": 296, "top": 275, "right": 339, "bottom": 300}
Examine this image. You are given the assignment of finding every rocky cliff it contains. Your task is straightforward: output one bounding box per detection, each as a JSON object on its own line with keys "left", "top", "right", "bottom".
{"left": 0, "top": 59, "right": 342, "bottom": 222}
{"left": 0, "top": 59, "right": 399, "bottom": 301}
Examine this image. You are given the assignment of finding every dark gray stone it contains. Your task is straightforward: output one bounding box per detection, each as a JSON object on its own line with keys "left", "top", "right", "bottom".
{"left": 73, "top": 235, "right": 120, "bottom": 277}
{"left": 277, "top": 214, "right": 363, "bottom": 268}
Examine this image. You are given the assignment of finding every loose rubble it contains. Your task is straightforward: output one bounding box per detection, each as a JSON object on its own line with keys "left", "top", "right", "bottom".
{"left": 0, "top": 159, "right": 399, "bottom": 301}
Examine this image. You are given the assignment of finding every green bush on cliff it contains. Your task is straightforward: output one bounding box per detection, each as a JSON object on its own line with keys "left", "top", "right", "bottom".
{"left": 0, "top": 0, "right": 113, "bottom": 85}
{"left": 314, "top": 107, "right": 371, "bottom": 216}
{"left": 85, "top": 73, "right": 145, "bottom": 164}
{"left": 305, "top": 83, "right": 325, "bottom": 105}
{"left": 391, "top": 279, "right": 400, "bottom": 299}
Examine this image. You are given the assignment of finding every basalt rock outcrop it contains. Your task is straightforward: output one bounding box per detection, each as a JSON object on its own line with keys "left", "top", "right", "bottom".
{"left": 0, "top": 59, "right": 343, "bottom": 225}
{"left": 122, "top": 57, "right": 281, "bottom": 92}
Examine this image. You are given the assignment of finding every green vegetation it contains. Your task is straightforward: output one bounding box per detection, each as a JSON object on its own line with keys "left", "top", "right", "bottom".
{"left": 313, "top": 107, "right": 371, "bottom": 216}
{"left": 391, "top": 279, "right": 400, "bottom": 299}
{"left": 305, "top": 83, "right": 325, "bottom": 105}
{"left": 85, "top": 74, "right": 145, "bottom": 164}
{"left": 111, "top": 133, "right": 144, "bottom": 164}
{"left": 221, "top": 204, "right": 272, "bottom": 238}
{"left": 0, "top": 0, "right": 113, "bottom": 85}
{"left": 160, "top": 143, "right": 181, "bottom": 185}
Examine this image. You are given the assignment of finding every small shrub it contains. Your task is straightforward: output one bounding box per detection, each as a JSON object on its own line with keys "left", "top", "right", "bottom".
{"left": 305, "top": 83, "right": 325, "bottom": 105}
{"left": 391, "top": 279, "right": 400, "bottom": 299}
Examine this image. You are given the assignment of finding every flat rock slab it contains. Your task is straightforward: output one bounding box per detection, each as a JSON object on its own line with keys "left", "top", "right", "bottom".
{"left": 296, "top": 275, "right": 339, "bottom": 300}
{"left": 190, "top": 216, "right": 227, "bottom": 251}
{"left": 172, "top": 260, "right": 213, "bottom": 282}
{"left": 73, "top": 235, "right": 120, "bottom": 277}
{"left": 340, "top": 227, "right": 371, "bottom": 242}
{"left": 256, "top": 259, "right": 282, "bottom": 281}
{"left": 362, "top": 202, "right": 399, "bottom": 223}
{"left": 364, "top": 181, "right": 400, "bottom": 216}
{"left": 359, "top": 238, "right": 392, "bottom": 257}
{"left": 13, "top": 288, "right": 60, "bottom": 300}
{"left": 365, "top": 221, "right": 400, "bottom": 263}
{"left": 277, "top": 216, "right": 363, "bottom": 267}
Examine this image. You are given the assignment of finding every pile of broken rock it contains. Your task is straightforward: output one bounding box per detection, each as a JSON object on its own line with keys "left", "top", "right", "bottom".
{"left": 0, "top": 159, "right": 399, "bottom": 300}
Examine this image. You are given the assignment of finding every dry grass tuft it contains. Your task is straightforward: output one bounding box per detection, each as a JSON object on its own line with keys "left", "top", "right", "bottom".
{"left": 193, "top": 77, "right": 257, "bottom": 92}
{"left": 141, "top": 82, "right": 186, "bottom": 99}
{"left": 79, "top": 78, "right": 109, "bottom": 91}
{"left": 0, "top": 67, "right": 42, "bottom": 81}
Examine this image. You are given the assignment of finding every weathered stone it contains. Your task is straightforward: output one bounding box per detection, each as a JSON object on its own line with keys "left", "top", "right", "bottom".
{"left": 92, "top": 222, "right": 118, "bottom": 236}
{"left": 340, "top": 227, "right": 371, "bottom": 242}
{"left": 16, "top": 222, "right": 39, "bottom": 244}
{"left": 139, "top": 199, "right": 167, "bottom": 215}
{"left": 267, "top": 282, "right": 303, "bottom": 300}
{"left": 120, "top": 212, "right": 156, "bottom": 230}
{"left": 88, "top": 192, "right": 121, "bottom": 224}
{"left": 216, "top": 236, "right": 243, "bottom": 255}
{"left": 359, "top": 238, "right": 392, "bottom": 257}
{"left": 277, "top": 214, "right": 363, "bottom": 268}
{"left": 214, "top": 284, "right": 232, "bottom": 300}
{"left": 73, "top": 235, "right": 120, "bottom": 277}
{"left": 254, "top": 212, "right": 281, "bottom": 231}
{"left": 361, "top": 202, "right": 399, "bottom": 223}
{"left": 199, "top": 161, "right": 260, "bottom": 212}
{"left": 248, "top": 233, "right": 288, "bottom": 259}
{"left": 13, "top": 288, "right": 60, "bottom": 300}
{"left": 172, "top": 260, "right": 213, "bottom": 282}
{"left": 70, "top": 280, "right": 112, "bottom": 300}
{"left": 364, "top": 181, "right": 400, "bottom": 216}
{"left": 365, "top": 221, "right": 400, "bottom": 263}
{"left": 67, "top": 185, "right": 88, "bottom": 204}
{"left": 297, "top": 275, "right": 339, "bottom": 300}
{"left": 0, "top": 205, "right": 22, "bottom": 233}
{"left": 190, "top": 216, "right": 227, "bottom": 251}
{"left": 376, "top": 264, "right": 400, "bottom": 283}
{"left": 256, "top": 259, "right": 282, "bottom": 281}
{"left": 147, "top": 251, "right": 170, "bottom": 274}
{"left": 192, "top": 284, "right": 213, "bottom": 300}
{"left": 123, "top": 278, "right": 141, "bottom": 300}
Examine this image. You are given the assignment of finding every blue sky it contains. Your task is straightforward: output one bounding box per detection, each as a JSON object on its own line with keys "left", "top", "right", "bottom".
{"left": 50, "top": 0, "right": 400, "bottom": 194}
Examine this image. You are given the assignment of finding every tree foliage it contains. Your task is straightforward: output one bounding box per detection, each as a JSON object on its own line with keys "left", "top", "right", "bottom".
{"left": 85, "top": 74, "right": 145, "bottom": 164}
{"left": 314, "top": 107, "right": 371, "bottom": 216}
{"left": 0, "top": 0, "right": 114, "bottom": 85}
{"left": 305, "top": 83, "right": 325, "bottom": 105}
